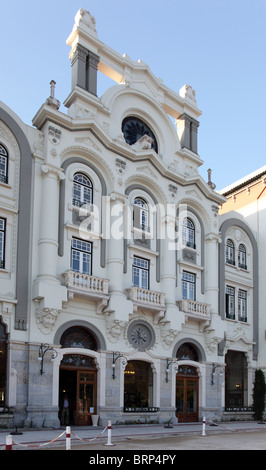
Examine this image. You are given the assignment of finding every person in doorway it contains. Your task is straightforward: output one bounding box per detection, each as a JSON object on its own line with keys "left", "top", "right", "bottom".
{"left": 61, "top": 393, "right": 70, "bottom": 425}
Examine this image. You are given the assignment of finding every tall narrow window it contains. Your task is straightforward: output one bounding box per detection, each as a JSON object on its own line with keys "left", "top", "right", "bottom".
{"left": 133, "top": 256, "right": 149, "bottom": 289}
{"left": 226, "top": 286, "right": 235, "bottom": 319}
{"left": 0, "top": 218, "right": 6, "bottom": 269}
{"left": 238, "top": 290, "right": 247, "bottom": 322}
{"left": 0, "top": 144, "right": 8, "bottom": 184}
{"left": 71, "top": 238, "right": 92, "bottom": 275}
{"left": 182, "top": 218, "right": 195, "bottom": 249}
{"left": 226, "top": 239, "right": 235, "bottom": 265}
{"left": 238, "top": 244, "right": 247, "bottom": 270}
{"left": 133, "top": 197, "right": 149, "bottom": 232}
{"left": 72, "top": 173, "right": 92, "bottom": 208}
{"left": 182, "top": 271, "right": 196, "bottom": 300}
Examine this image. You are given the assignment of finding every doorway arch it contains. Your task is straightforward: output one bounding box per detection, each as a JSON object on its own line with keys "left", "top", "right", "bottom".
{"left": 58, "top": 326, "right": 99, "bottom": 426}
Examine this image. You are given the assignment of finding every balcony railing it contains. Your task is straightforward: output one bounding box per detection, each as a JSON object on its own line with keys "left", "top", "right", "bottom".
{"left": 177, "top": 299, "right": 211, "bottom": 330}
{"left": 62, "top": 270, "right": 109, "bottom": 313}
{"left": 125, "top": 286, "right": 166, "bottom": 323}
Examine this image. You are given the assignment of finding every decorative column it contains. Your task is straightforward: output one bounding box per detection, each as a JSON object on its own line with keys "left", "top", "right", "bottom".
{"left": 33, "top": 164, "right": 67, "bottom": 329}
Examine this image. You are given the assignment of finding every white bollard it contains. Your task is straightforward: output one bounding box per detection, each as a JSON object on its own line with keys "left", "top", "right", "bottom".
{"left": 66, "top": 426, "right": 71, "bottom": 450}
{"left": 202, "top": 417, "right": 206, "bottom": 436}
{"left": 104, "top": 420, "right": 114, "bottom": 446}
{"left": 6, "top": 435, "right": 12, "bottom": 450}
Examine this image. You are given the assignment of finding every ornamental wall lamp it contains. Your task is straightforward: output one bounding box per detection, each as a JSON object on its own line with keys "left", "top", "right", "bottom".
{"left": 112, "top": 352, "right": 128, "bottom": 379}
{"left": 165, "top": 358, "right": 179, "bottom": 382}
{"left": 211, "top": 362, "right": 224, "bottom": 385}
{"left": 38, "top": 343, "right": 58, "bottom": 375}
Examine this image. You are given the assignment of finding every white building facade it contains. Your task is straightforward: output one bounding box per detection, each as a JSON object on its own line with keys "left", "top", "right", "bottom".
{"left": 0, "top": 10, "right": 260, "bottom": 427}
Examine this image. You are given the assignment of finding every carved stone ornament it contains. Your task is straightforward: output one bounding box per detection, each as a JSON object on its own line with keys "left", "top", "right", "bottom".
{"left": 36, "top": 307, "right": 61, "bottom": 334}
{"left": 160, "top": 327, "right": 179, "bottom": 350}
{"left": 106, "top": 320, "right": 127, "bottom": 343}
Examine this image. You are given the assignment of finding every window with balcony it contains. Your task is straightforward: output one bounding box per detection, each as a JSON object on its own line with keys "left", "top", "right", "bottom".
{"left": 72, "top": 173, "right": 92, "bottom": 208}
{"left": 0, "top": 144, "right": 8, "bottom": 185}
{"left": 0, "top": 218, "right": 6, "bottom": 269}
{"left": 182, "top": 218, "right": 195, "bottom": 249}
{"left": 226, "top": 286, "right": 235, "bottom": 319}
{"left": 238, "top": 244, "right": 247, "bottom": 270}
{"left": 226, "top": 239, "right": 235, "bottom": 265}
{"left": 71, "top": 238, "right": 92, "bottom": 275}
{"left": 182, "top": 271, "right": 196, "bottom": 301}
{"left": 133, "top": 256, "right": 149, "bottom": 289}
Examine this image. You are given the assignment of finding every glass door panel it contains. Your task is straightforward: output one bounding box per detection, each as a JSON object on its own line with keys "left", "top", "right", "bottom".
{"left": 176, "top": 374, "right": 198, "bottom": 422}
{"left": 77, "top": 370, "right": 97, "bottom": 425}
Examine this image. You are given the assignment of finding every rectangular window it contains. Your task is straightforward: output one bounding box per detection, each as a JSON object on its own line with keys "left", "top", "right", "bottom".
{"left": 226, "top": 286, "right": 235, "bottom": 319}
{"left": 71, "top": 238, "right": 92, "bottom": 275}
{"left": 238, "top": 290, "right": 247, "bottom": 322}
{"left": 182, "top": 271, "right": 196, "bottom": 300}
{"left": 0, "top": 218, "right": 6, "bottom": 269}
{"left": 133, "top": 256, "right": 149, "bottom": 289}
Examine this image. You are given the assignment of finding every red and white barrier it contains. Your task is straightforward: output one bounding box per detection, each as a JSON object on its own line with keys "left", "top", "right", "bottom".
{"left": 5, "top": 435, "right": 12, "bottom": 450}
{"left": 202, "top": 417, "right": 206, "bottom": 436}
{"left": 104, "top": 420, "right": 114, "bottom": 446}
{"left": 66, "top": 426, "right": 71, "bottom": 450}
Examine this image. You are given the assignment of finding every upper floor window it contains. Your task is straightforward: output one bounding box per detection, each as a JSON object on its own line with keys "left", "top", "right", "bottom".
{"left": 133, "top": 197, "right": 149, "bottom": 232}
{"left": 225, "top": 285, "right": 235, "bottom": 319}
{"left": 182, "top": 218, "right": 195, "bottom": 249}
{"left": 226, "top": 239, "right": 235, "bottom": 265}
{"left": 133, "top": 256, "right": 149, "bottom": 289}
{"left": 182, "top": 271, "right": 196, "bottom": 300}
{"left": 0, "top": 218, "right": 6, "bottom": 269}
{"left": 72, "top": 173, "right": 92, "bottom": 208}
{"left": 238, "top": 244, "right": 247, "bottom": 270}
{"left": 238, "top": 289, "right": 247, "bottom": 322}
{"left": 71, "top": 238, "right": 92, "bottom": 275}
{"left": 0, "top": 144, "right": 8, "bottom": 185}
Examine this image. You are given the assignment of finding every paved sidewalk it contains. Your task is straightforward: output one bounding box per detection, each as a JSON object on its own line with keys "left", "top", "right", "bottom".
{"left": 1, "top": 420, "right": 266, "bottom": 450}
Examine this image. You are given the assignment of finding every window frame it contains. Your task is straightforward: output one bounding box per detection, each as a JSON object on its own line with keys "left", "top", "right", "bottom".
{"left": 72, "top": 172, "right": 93, "bottom": 208}
{"left": 225, "top": 239, "right": 235, "bottom": 266}
{"left": 0, "top": 144, "right": 8, "bottom": 185}
{"left": 238, "top": 244, "right": 247, "bottom": 270}
{"left": 225, "top": 285, "right": 235, "bottom": 320}
{"left": 182, "top": 271, "right": 196, "bottom": 301}
{"left": 133, "top": 197, "right": 149, "bottom": 232}
{"left": 182, "top": 218, "right": 196, "bottom": 249}
{"left": 132, "top": 256, "right": 149, "bottom": 289}
{"left": 238, "top": 289, "right": 247, "bottom": 322}
{"left": 71, "top": 238, "right": 92, "bottom": 275}
{"left": 0, "top": 218, "right": 6, "bottom": 269}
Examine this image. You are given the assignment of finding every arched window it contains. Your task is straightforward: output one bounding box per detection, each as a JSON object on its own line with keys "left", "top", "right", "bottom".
{"left": 122, "top": 116, "right": 158, "bottom": 153}
{"left": 226, "top": 239, "right": 235, "bottom": 265}
{"left": 238, "top": 244, "right": 247, "bottom": 270}
{"left": 176, "top": 343, "right": 199, "bottom": 362}
{"left": 72, "top": 173, "right": 92, "bottom": 207}
{"left": 0, "top": 144, "right": 8, "bottom": 184}
{"left": 133, "top": 197, "right": 149, "bottom": 231}
{"left": 182, "top": 218, "right": 195, "bottom": 249}
{"left": 60, "top": 326, "right": 98, "bottom": 351}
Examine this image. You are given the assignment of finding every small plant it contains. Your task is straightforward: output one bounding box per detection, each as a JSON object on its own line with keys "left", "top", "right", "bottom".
{"left": 252, "top": 369, "right": 266, "bottom": 422}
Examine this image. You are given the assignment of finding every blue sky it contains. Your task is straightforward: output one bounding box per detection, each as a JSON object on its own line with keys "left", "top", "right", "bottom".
{"left": 1, "top": 0, "right": 265, "bottom": 190}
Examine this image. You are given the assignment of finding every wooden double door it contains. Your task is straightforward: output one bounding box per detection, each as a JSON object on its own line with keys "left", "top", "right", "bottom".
{"left": 60, "top": 355, "right": 97, "bottom": 426}
{"left": 176, "top": 366, "right": 199, "bottom": 422}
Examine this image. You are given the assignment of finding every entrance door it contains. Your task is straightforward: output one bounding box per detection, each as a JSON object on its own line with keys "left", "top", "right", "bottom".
{"left": 59, "top": 354, "right": 97, "bottom": 426}
{"left": 77, "top": 370, "right": 97, "bottom": 425}
{"left": 176, "top": 367, "right": 198, "bottom": 422}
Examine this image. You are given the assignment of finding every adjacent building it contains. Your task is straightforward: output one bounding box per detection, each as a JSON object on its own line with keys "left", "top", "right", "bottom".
{"left": 0, "top": 9, "right": 261, "bottom": 427}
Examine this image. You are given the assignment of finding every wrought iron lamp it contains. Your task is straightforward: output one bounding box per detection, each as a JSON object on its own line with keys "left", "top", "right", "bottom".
{"left": 38, "top": 343, "right": 58, "bottom": 375}
{"left": 112, "top": 352, "right": 127, "bottom": 379}
{"left": 165, "top": 358, "right": 179, "bottom": 382}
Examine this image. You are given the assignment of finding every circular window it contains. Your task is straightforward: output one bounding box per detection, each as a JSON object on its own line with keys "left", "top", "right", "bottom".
{"left": 122, "top": 116, "right": 158, "bottom": 153}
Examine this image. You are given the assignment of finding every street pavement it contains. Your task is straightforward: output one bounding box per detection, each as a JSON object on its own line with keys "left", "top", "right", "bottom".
{"left": 1, "top": 420, "right": 266, "bottom": 451}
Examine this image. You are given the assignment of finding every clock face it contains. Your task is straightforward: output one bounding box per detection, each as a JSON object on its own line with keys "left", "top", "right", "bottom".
{"left": 128, "top": 322, "right": 154, "bottom": 350}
